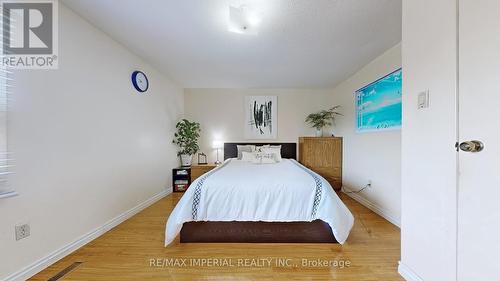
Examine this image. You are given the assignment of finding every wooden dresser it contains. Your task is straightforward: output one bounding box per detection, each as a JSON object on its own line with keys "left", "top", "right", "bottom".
{"left": 298, "top": 137, "right": 342, "bottom": 190}
{"left": 191, "top": 164, "right": 217, "bottom": 182}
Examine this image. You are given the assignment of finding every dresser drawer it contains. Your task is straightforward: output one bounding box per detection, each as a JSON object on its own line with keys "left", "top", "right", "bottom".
{"left": 331, "top": 167, "right": 341, "bottom": 177}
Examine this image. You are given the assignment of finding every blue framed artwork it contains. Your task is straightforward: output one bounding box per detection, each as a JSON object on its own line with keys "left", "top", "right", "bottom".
{"left": 355, "top": 68, "right": 402, "bottom": 132}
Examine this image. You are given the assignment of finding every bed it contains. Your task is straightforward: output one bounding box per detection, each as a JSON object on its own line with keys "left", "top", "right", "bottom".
{"left": 165, "top": 142, "right": 354, "bottom": 245}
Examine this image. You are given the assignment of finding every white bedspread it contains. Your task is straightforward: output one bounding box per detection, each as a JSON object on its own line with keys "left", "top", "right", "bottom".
{"left": 165, "top": 159, "right": 354, "bottom": 245}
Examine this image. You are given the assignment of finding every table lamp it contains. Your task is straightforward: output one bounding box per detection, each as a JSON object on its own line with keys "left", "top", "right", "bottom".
{"left": 212, "top": 140, "right": 223, "bottom": 165}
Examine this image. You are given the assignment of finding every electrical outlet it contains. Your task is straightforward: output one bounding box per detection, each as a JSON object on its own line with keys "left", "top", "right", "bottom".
{"left": 15, "top": 224, "right": 30, "bottom": 241}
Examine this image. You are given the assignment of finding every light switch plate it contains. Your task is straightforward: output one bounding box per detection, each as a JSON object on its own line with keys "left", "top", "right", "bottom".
{"left": 418, "top": 90, "right": 429, "bottom": 109}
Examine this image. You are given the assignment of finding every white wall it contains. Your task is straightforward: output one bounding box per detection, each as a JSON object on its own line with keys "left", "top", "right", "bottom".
{"left": 400, "top": 0, "right": 458, "bottom": 280}
{"left": 331, "top": 44, "right": 402, "bottom": 226}
{"left": 184, "top": 88, "right": 334, "bottom": 162}
{"left": 0, "top": 4, "right": 183, "bottom": 280}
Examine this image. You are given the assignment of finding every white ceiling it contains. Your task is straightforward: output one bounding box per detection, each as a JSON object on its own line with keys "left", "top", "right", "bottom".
{"left": 62, "top": 0, "right": 401, "bottom": 88}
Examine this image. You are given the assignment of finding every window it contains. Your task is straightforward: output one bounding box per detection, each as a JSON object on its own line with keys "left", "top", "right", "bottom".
{"left": 0, "top": 66, "right": 14, "bottom": 198}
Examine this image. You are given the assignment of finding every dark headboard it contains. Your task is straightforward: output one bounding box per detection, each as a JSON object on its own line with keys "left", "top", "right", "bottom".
{"left": 224, "top": 142, "right": 297, "bottom": 160}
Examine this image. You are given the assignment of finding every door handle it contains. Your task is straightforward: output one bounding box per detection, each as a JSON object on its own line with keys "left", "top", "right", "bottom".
{"left": 459, "top": 140, "right": 484, "bottom": 152}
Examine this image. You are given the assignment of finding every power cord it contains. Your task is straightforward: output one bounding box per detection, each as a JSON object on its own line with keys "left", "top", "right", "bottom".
{"left": 342, "top": 183, "right": 371, "bottom": 194}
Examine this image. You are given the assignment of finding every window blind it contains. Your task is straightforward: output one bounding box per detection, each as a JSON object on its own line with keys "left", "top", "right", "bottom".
{"left": 0, "top": 65, "right": 15, "bottom": 199}
{"left": 0, "top": 3, "right": 16, "bottom": 199}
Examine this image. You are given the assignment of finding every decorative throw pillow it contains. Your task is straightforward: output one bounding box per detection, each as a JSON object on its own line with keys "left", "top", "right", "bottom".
{"left": 262, "top": 146, "right": 282, "bottom": 162}
{"left": 237, "top": 145, "right": 256, "bottom": 159}
{"left": 251, "top": 153, "right": 263, "bottom": 164}
{"left": 259, "top": 152, "right": 277, "bottom": 164}
{"left": 248, "top": 151, "right": 277, "bottom": 164}
{"left": 255, "top": 144, "right": 279, "bottom": 150}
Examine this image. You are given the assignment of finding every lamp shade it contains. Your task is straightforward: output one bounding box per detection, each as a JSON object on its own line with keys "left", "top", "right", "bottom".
{"left": 212, "top": 140, "right": 223, "bottom": 149}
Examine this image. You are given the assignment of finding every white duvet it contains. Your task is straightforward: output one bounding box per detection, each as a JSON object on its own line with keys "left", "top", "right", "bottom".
{"left": 165, "top": 159, "right": 354, "bottom": 245}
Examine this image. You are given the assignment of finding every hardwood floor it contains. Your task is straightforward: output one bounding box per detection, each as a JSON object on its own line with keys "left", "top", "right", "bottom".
{"left": 30, "top": 193, "right": 402, "bottom": 281}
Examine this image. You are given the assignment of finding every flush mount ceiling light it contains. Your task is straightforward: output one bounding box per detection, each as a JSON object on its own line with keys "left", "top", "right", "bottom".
{"left": 228, "top": 5, "right": 261, "bottom": 35}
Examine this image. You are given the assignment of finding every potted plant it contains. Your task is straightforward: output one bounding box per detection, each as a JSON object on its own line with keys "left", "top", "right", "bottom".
{"left": 305, "top": 106, "right": 343, "bottom": 137}
{"left": 173, "top": 119, "right": 201, "bottom": 166}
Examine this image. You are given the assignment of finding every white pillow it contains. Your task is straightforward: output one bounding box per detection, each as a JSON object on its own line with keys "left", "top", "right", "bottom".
{"left": 241, "top": 151, "right": 257, "bottom": 162}
{"left": 254, "top": 146, "right": 264, "bottom": 152}
{"left": 262, "top": 147, "right": 282, "bottom": 162}
{"left": 259, "top": 152, "right": 278, "bottom": 164}
{"left": 237, "top": 145, "right": 256, "bottom": 159}
{"left": 247, "top": 152, "right": 277, "bottom": 164}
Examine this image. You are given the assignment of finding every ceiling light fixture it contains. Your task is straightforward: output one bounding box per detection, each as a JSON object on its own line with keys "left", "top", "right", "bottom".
{"left": 228, "top": 5, "right": 260, "bottom": 35}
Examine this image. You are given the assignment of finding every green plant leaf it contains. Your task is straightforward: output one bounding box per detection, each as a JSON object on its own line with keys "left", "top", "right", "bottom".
{"left": 173, "top": 119, "right": 202, "bottom": 156}
{"left": 305, "top": 105, "right": 343, "bottom": 130}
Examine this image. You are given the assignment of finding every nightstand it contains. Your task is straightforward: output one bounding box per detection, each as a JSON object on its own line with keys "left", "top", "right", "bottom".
{"left": 191, "top": 164, "right": 217, "bottom": 182}
{"left": 172, "top": 167, "right": 191, "bottom": 192}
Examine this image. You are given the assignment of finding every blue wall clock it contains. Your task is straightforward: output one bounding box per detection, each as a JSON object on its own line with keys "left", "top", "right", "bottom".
{"left": 131, "top": 70, "right": 149, "bottom": 93}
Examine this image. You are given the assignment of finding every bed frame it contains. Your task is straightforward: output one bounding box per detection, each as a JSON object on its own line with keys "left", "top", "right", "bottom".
{"left": 179, "top": 142, "right": 338, "bottom": 243}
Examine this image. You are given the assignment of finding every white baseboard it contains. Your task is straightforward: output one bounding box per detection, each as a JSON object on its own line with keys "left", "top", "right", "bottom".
{"left": 342, "top": 189, "right": 400, "bottom": 227}
{"left": 3, "top": 189, "right": 169, "bottom": 281}
{"left": 398, "top": 261, "right": 424, "bottom": 281}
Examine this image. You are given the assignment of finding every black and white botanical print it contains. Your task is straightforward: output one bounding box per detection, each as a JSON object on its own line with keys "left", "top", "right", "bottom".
{"left": 244, "top": 96, "right": 277, "bottom": 139}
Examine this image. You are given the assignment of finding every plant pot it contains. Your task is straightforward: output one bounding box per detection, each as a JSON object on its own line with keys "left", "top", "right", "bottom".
{"left": 180, "top": 154, "right": 193, "bottom": 167}
{"left": 315, "top": 128, "right": 323, "bottom": 137}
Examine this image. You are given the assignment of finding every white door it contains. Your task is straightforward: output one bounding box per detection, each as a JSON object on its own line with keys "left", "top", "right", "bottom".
{"left": 458, "top": 1, "right": 500, "bottom": 280}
